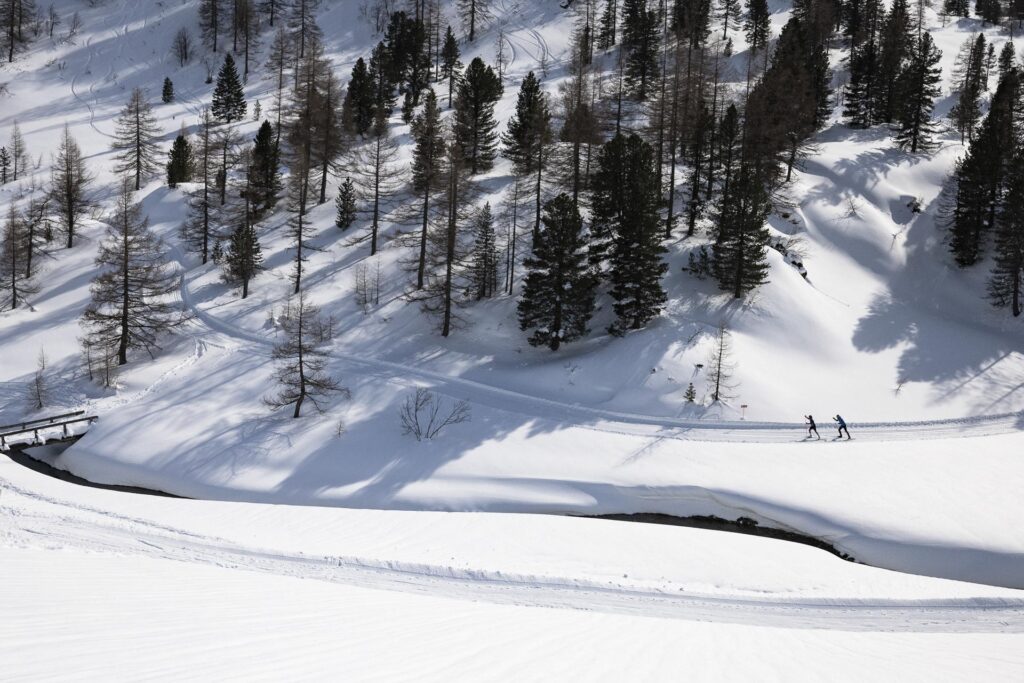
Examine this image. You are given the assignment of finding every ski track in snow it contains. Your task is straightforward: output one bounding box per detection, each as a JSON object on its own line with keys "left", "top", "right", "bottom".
{"left": 2, "top": 475, "right": 1022, "bottom": 634}
{"left": 174, "top": 263, "right": 1024, "bottom": 444}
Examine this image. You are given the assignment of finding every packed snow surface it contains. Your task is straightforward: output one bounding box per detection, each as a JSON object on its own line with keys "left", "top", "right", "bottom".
{"left": 3, "top": 458, "right": 1024, "bottom": 679}
{"left": 2, "top": 1, "right": 1024, "bottom": 669}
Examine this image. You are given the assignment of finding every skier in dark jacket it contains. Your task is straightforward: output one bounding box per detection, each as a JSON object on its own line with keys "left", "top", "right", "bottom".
{"left": 834, "top": 415, "right": 850, "bottom": 439}
{"left": 805, "top": 415, "right": 820, "bottom": 439}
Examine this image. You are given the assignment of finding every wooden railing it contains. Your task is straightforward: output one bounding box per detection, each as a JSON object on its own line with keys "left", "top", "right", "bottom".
{"left": 0, "top": 412, "right": 98, "bottom": 451}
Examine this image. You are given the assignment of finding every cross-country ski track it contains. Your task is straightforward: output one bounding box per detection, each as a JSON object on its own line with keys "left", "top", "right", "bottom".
{"left": 170, "top": 261, "right": 1024, "bottom": 444}
{"left": 2, "top": 468, "right": 1022, "bottom": 634}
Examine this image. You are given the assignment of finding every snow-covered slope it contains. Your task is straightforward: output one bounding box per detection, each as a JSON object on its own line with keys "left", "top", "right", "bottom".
{"left": 4, "top": 458, "right": 1024, "bottom": 679}
{"left": 1, "top": 0, "right": 1023, "bottom": 594}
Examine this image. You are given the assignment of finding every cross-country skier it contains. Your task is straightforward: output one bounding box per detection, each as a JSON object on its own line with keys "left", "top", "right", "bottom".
{"left": 834, "top": 414, "right": 850, "bottom": 440}
{"left": 805, "top": 415, "right": 820, "bottom": 439}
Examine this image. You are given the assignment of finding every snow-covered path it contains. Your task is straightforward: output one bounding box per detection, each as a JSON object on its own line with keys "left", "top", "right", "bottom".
{"left": 176, "top": 263, "right": 1024, "bottom": 444}
{"left": 3, "top": 460, "right": 1023, "bottom": 635}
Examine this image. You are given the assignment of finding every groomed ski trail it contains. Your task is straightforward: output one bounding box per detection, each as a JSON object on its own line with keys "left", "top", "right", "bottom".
{"left": 176, "top": 265, "right": 1024, "bottom": 444}
{"left": 2, "top": 474, "right": 1022, "bottom": 634}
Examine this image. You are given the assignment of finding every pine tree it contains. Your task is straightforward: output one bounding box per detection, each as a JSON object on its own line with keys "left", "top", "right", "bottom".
{"left": 51, "top": 125, "right": 94, "bottom": 249}
{"left": 410, "top": 89, "right": 447, "bottom": 288}
{"left": 166, "top": 132, "right": 194, "bottom": 188}
{"left": 440, "top": 26, "right": 462, "bottom": 107}
{"left": 285, "top": 154, "right": 315, "bottom": 293}
{"left": 873, "top": 0, "right": 912, "bottom": 123}
{"left": 894, "top": 32, "right": 942, "bottom": 153}
{"left": 707, "top": 321, "right": 736, "bottom": 402}
{"left": 942, "top": 0, "right": 970, "bottom": 17}
{"left": 598, "top": 0, "right": 618, "bottom": 49}
{"left": 999, "top": 39, "right": 1016, "bottom": 79}
{"left": 517, "top": 193, "right": 596, "bottom": 350}
{"left": 368, "top": 40, "right": 398, "bottom": 120}
{"left": 0, "top": 203, "right": 35, "bottom": 310}
{"left": 684, "top": 381, "right": 697, "bottom": 402}
{"left": 9, "top": 121, "right": 28, "bottom": 182}
{"left": 82, "top": 179, "right": 180, "bottom": 366}
{"left": 342, "top": 57, "right": 376, "bottom": 134}
{"left": 265, "top": 291, "right": 345, "bottom": 418}
{"left": 950, "top": 34, "right": 987, "bottom": 143}
{"left": 288, "top": 0, "right": 322, "bottom": 59}
{"left": 989, "top": 153, "right": 1024, "bottom": 316}
{"left": 559, "top": 86, "right": 603, "bottom": 208}
{"left": 212, "top": 53, "right": 247, "bottom": 123}
{"left": 592, "top": 134, "right": 668, "bottom": 333}
{"left": 621, "top": 0, "right": 660, "bottom": 100}
{"left": 345, "top": 109, "right": 403, "bottom": 255}
{"left": 712, "top": 164, "right": 772, "bottom": 297}
{"left": 844, "top": 38, "right": 879, "bottom": 128}
{"left": 744, "top": 0, "right": 770, "bottom": 54}
{"left": 978, "top": 0, "right": 1002, "bottom": 24}
{"left": 719, "top": 0, "right": 741, "bottom": 39}
{"left": 457, "top": 0, "right": 490, "bottom": 42}
{"left": 199, "top": 0, "right": 224, "bottom": 51}
{"left": 223, "top": 195, "right": 264, "bottom": 299}
{"left": 335, "top": 177, "right": 357, "bottom": 230}
{"left": 112, "top": 88, "right": 160, "bottom": 191}
{"left": 469, "top": 203, "right": 499, "bottom": 299}
{"left": 249, "top": 120, "right": 280, "bottom": 216}
{"left": 502, "top": 71, "right": 553, "bottom": 240}
{"left": 950, "top": 69, "right": 1022, "bottom": 266}
{"left": 454, "top": 57, "right": 503, "bottom": 174}
{"left": 181, "top": 108, "right": 217, "bottom": 264}
{"left": 310, "top": 63, "right": 345, "bottom": 204}
{"left": 162, "top": 77, "right": 174, "bottom": 103}
{"left": 0, "top": 146, "right": 9, "bottom": 183}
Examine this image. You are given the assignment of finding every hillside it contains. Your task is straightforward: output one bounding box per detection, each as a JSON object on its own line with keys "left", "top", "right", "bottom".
{"left": 1, "top": 0, "right": 1024, "bottom": 587}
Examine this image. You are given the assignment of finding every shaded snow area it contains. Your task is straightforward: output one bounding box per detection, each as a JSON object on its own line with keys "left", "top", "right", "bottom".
{"left": 2, "top": 0, "right": 1024, "bottom": 675}
{"left": 3, "top": 459, "right": 1024, "bottom": 680}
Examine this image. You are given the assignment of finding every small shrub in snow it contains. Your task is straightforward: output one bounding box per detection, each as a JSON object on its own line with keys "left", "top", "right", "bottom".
{"left": 400, "top": 389, "right": 470, "bottom": 441}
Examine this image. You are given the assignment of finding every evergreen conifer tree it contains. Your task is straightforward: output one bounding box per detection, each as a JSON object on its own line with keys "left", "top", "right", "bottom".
{"left": 873, "top": 0, "right": 912, "bottom": 123}
{"left": 999, "top": 39, "right": 1016, "bottom": 79}
{"left": 989, "top": 153, "right": 1024, "bottom": 316}
{"left": 182, "top": 108, "right": 218, "bottom": 263}
{"left": 250, "top": 120, "right": 280, "bottom": 216}
{"left": 162, "top": 77, "right": 174, "bottom": 103}
{"left": 0, "top": 146, "right": 9, "bottom": 184}
{"left": 454, "top": 57, "right": 503, "bottom": 173}
{"left": 950, "top": 34, "right": 987, "bottom": 143}
{"left": 712, "top": 164, "right": 772, "bottom": 297}
{"left": 621, "top": 0, "right": 659, "bottom": 100}
{"left": 950, "top": 69, "right": 1022, "bottom": 266}
{"left": 0, "top": 204, "right": 34, "bottom": 310}
{"left": 224, "top": 219, "right": 263, "bottom": 299}
{"left": 343, "top": 57, "right": 375, "bottom": 135}
{"left": 212, "top": 53, "right": 247, "bottom": 123}
{"left": 744, "top": 0, "right": 770, "bottom": 54}
{"left": 469, "top": 203, "right": 499, "bottom": 299}
{"left": 335, "top": 177, "right": 357, "bottom": 230}
{"left": 597, "top": 0, "right": 618, "bottom": 49}
{"left": 591, "top": 134, "right": 667, "bottom": 333}
{"left": 8, "top": 122, "right": 27, "bottom": 182}
{"left": 894, "top": 32, "right": 942, "bottom": 153}
{"left": 440, "top": 26, "right": 462, "bottom": 107}
{"left": 502, "top": 71, "right": 553, "bottom": 239}
{"left": 517, "top": 193, "right": 596, "bottom": 350}
{"left": 411, "top": 89, "right": 447, "bottom": 288}
{"left": 166, "top": 132, "right": 194, "bottom": 188}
